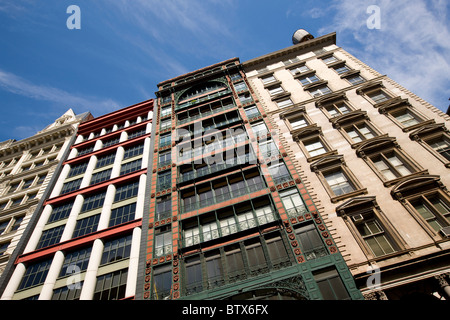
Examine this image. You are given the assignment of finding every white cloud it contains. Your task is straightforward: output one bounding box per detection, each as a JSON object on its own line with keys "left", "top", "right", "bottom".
{"left": 0, "top": 69, "right": 120, "bottom": 116}
{"left": 317, "top": 0, "right": 450, "bottom": 111}
{"left": 101, "top": 0, "right": 238, "bottom": 62}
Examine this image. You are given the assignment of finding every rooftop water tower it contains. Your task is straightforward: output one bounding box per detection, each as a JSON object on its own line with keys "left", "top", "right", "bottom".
{"left": 292, "top": 29, "right": 314, "bottom": 45}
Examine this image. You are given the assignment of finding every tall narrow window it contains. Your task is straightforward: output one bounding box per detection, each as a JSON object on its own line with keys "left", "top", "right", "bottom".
{"left": 411, "top": 195, "right": 450, "bottom": 232}
{"left": 290, "top": 116, "right": 308, "bottom": 130}
{"left": 279, "top": 188, "right": 307, "bottom": 217}
{"left": 202, "top": 220, "right": 219, "bottom": 242}
{"left": 155, "top": 225, "right": 172, "bottom": 257}
{"left": 371, "top": 152, "right": 412, "bottom": 180}
{"left": 426, "top": 136, "right": 450, "bottom": 161}
{"left": 265, "top": 233, "right": 290, "bottom": 268}
{"left": 313, "top": 268, "right": 350, "bottom": 300}
{"left": 205, "top": 251, "right": 224, "bottom": 289}
{"left": 184, "top": 226, "right": 200, "bottom": 247}
{"left": 368, "top": 90, "right": 391, "bottom": 104}
{"left": 324, "top": 170, "right": 355, "bottom": 196}
{"left": 294, "top": 223, "right": 327, "bottom": 260}
{"left": 245, "top": 238, "right": 267, "bottom": 273}
{"left": 344, "top": 123, "right": 376, "bottom": 143}
{"left": 355, "top": 214, "right": 396, "bottom": 257}
{"left": 225, "top": 245, "right": 245, "bottom": 281}
{"left": 153, "top": 264, "right": 172, "bottom": 300}
{"left": 156, "top": 195, "right": 171, "bottom": 221}
{"left": 157, "top": 170, "right": 171, "bottom": 191}
{"left": 158, "top": 150, "right": 171, "bottom": 167}
{"left": 184, "top": 256, "right": 203, "bottom": 295}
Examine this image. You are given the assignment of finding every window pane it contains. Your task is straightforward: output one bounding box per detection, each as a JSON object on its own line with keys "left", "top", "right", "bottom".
{"left": 373, "top": 158, "right": 396, "bottom": 180}
{"left": 427, "top": 137, "right": 450, "bottom": 161}
{"left": 369, "top": 91, "right": 390, "bottom": 103}
{"left": 412, "top": 199, "right": 443, "bottom": 231}
{"left": 386, "top": 154, "right": 411, "bottom": 176}
{"left": 206, "top": 253, "right": 223, "bottom": 289}
{"left": 324, "top": 171, "right": 354, "bottom": 196}
{"left": 304, "top": 138, "right": 326, "bottom": 157}
{"left": 394, "top": 110, "right": 419, "bottom": 127}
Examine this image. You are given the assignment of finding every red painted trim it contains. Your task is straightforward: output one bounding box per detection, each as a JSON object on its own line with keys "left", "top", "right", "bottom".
{"left": 64, "top": 132, "right": 151, "bottom": 166}
{"left": 45, "top": 169, "right": 147, "bottom": 205}
{"left": 73, "top": 120, "right": 151, "bottom": 150}
{"left": 77, "top": 100, "right": 153, "bottom": 135}
{"left": 15, "top": 219, "right": 142, "bottom": 265}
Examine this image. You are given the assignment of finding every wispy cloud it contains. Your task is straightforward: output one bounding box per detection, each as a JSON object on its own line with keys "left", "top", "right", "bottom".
{"left": 0, "top": 69, "right": 120, "bottom": 116}
{"left": 316, "top": 0, "right": 450, "bottom": 111}
{"left": 98, "top": 0, "right": 239, "bottom": 70}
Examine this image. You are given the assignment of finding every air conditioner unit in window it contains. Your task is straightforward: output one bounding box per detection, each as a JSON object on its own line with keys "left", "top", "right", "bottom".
{"left": 439, "top": 226, "right": 450, "bottom": 237}
{"left": 352, "top": 214, "right": 364, "bottom": 223}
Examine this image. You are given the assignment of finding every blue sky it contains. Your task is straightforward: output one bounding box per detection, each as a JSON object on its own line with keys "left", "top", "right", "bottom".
{"left": 0, "top": 0, "right": 449, "bottom": 142}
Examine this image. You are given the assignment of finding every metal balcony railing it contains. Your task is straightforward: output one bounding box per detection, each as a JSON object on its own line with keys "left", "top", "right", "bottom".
{"left": 177, "top": 102, "right": 235, "bottom": 125}
{"left": 176, "top": 89, "right": 231, "bottom": 111}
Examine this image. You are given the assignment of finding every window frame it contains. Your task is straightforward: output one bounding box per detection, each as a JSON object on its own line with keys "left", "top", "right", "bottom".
{"left": 311, "top": 155, "right": 367, "bottom": 203}
{"left": 294, "top": 125, "right": 337, "bottom": 162}
{"left": 331, "top": 111, "right": 385, "bottom": 147}
{"left": 410, "top": 124, "right": 450, "bottom": 167}
{"left": 356, "top": 137, "right": 425, "bottom": 187}
{"left": 392, "top": 176, "right": 450, "bottom": 239}
{"left": 336, "top": 197, "right": 405, "bottom": 260}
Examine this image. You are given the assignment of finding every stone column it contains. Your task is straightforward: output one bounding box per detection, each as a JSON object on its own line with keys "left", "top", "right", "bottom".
{"left": 97, "top": 184, "right": 117, "bottom": 231}
{"left": 23, "top": 205, "right": 53, "bottom": 253}
{"left": 124, "top": 227, "right": 142, "bottom": 298}
{"left": 79, "top": 239, "right": 104, "bottom": 300}
{"left": 39, "top": 251, "right": 65, "bottom": 300}
{"left": 50, "top": 164, "right": 71, "bottom": 198}
{"left": 0, "top": 263, "right": 26, "bottom": 300}
{"left": 59, "top": 194, "right": 84, "bottom": 242}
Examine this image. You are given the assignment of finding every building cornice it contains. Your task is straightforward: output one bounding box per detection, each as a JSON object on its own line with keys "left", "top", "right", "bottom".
{"left": 77, "top": 99, "right": 153, "bottom": 136}
{"left": 242, "top": 32, "right": 336, "bottom": 69}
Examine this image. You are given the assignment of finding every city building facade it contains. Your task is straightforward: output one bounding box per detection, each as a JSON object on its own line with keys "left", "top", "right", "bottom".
{"left": 136, "top": 58, "right": 363, "bottom": 300}
{"left": 2, "top": 27, "right": 448, "bottom": 301}
{"left": 0, "top": 100, "right": 153, "bottom": 300}
{"left": 242, "top": 30, "right": 450, "bottom": 300}
{"left": 0, "top": 109, "right": 90, "bottom": 278}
